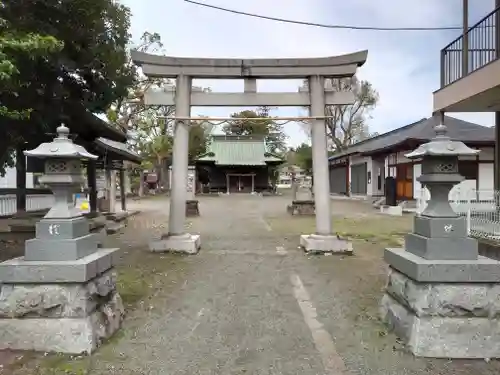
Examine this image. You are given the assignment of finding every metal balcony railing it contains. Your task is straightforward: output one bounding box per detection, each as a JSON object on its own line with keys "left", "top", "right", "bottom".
{"left": 441, "top": 7, "right": 500, "bottom": 87}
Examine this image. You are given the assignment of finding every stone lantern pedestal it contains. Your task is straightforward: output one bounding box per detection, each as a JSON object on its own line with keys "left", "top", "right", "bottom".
{"left": 380, "top": 123, "right": 500, "bottom": 358}
{"left": 0, "top": 125, "right": 124, "bottom": 354}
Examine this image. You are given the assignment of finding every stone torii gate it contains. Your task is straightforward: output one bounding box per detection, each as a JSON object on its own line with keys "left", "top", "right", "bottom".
{"left": 131, "top": 51, "right": 368, "bottom": 254}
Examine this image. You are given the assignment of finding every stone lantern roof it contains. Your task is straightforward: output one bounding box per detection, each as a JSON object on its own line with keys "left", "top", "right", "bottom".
{"left": 24, "top": 124, "right": 98, "bottom": 160}
{"left": 405, "top": 124, "right": 479, "bottom": 159}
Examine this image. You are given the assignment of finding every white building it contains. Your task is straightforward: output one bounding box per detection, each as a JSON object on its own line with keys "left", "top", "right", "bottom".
{"left": 328, "top": 116, "right": 495, "bottom": 201}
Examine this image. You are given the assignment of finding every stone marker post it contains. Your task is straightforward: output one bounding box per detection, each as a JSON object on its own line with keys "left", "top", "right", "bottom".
{"left": 380, "top": 122, "right": 500, "bottom": 358}
{"left": 291, "top": 175, "right": 298, "bottom": 201}
{"left": 288, "top": 175, "right": 315, "bottom": 216}
{"left": 0, "top": 125, "right": 124, "bottom": 354}
{"left": 186, "top": 166, "right": 199, "bottom": 216}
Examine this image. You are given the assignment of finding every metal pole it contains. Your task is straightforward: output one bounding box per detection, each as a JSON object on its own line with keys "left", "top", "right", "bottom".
{"left": 15, "top": 146, "right": 26, "bottom": 213}
{"left": 462, "top": 0, "right": 469, "bottom": 78}
{"left": 496, "top": 0, "right": 500, "bottom": 190}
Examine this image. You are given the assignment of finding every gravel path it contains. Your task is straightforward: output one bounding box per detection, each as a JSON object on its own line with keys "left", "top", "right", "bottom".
{"left": 10, "top": 194, "right": 500, "bottom": 374}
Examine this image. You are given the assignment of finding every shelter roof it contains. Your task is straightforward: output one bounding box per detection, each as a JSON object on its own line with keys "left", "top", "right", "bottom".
{"left": 65, "top": 103, "right": 127, "bottom": 143}
{"left": 93, "top": 137, "right": 141, "bottom": 164}
{"left": 329, "top": 115, "right": 494, "bottom": 160}
{"left": 197, "top": 135, "right": 283, "bottom": 166}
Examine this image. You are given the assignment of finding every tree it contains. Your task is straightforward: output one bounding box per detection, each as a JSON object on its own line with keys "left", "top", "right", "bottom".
{"left": 293, "top": 143, "right": 313, "bottom": 175}
{"left": 0, "top": 9, "right": 62, "bottom": 119}
{"left": 223, "top": 107, "right": 287, "bottom": 153}
{"left": 107, "top": 31, "right": 173, "bottom": 132}
{"left": 189, "top": 119, "right": 213, "bottom": 163}
{"left": 0, "top": 0, "right": 135, "bottom": 173}
{"left": 300, "top": 77, "right": 378, "bottom": 153}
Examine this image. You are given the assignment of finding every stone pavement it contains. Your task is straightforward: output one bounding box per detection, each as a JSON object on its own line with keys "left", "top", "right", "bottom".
{"left": 10, "top": 194, "right": 500, "bottom": 374}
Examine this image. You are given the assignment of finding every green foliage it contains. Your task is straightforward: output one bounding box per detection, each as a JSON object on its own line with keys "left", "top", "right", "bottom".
{"left": 0, "top": 0, "right": 135, "bottom": 174}
{"left": 222, "top": 106, "right": 287, "bottom": 153}
{"left": 0, "top": 23, "right": 62, "bottom": 119}
{"left": 189, "top": 119, "right": 213, "bottom": 163}
{"left": 292, "top": 143, "right": 313, "bottom": 175}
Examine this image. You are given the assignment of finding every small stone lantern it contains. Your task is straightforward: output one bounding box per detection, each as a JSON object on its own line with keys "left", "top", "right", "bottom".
{"left": 380, "top": 121, "right": 500, "bottom": 359}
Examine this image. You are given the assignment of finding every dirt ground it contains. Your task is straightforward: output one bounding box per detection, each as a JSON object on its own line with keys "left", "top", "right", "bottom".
{"left": 3, "top": 193, "right": 500, "bottom": 374}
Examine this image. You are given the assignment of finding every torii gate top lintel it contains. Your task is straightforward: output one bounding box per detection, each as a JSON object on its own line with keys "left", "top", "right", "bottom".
{"left": 130, "top": 50, "right": 368, "bottom": 79}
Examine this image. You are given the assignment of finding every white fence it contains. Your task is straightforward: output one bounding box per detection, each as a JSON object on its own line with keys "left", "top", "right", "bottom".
{"left": 0, "top": 194, "right": 54, "bottom": 217}
{"left": 416, "top": 188, "right": 500, "bottom": 240}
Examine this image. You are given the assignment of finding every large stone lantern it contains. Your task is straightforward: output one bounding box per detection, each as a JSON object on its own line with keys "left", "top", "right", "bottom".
{"left": 380, "top": 122, "right": 500, "bottom": 358}
{"left": 404, "top": 123, "right": 479, "bottom": 260}
{"left": 23, "top": 124, "right": 99, "bottom": 261}
{"left": 0, "top": 125, "right": 124, "bottom": 354}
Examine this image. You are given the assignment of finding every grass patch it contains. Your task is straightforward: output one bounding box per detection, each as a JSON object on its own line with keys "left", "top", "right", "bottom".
{"left": 266, "top": 214, "right": 411, "bottom": 246}
{"left": 38, "top": 354, "right": 90, "bottom": 375}
{"left": 116, "top": 264, "right": 151, "bottom": 306}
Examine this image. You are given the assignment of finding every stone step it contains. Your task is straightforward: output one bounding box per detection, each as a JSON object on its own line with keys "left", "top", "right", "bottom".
{"left": 106, "top": 222, "right": 126, "bottom": 234}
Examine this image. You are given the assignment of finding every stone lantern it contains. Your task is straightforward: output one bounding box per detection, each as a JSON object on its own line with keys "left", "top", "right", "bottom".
{"left": 23, "top": 124, "right": 99, "bottom": 261}
{"left": 404, "top": 123, "right": 479, "bottom": 260}
{"left": 380, "top": 122, "right": 500, "bottom": 359}
{"left": 0, "top": 125, "right": 124, "bottom": 354}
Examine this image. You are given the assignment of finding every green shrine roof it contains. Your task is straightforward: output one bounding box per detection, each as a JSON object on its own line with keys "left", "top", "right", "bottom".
{"left": 197, "top": 135, "right": 283, "bottom": 166}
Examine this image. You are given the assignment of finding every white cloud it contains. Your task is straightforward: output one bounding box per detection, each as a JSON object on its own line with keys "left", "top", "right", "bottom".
{"left": 121, "top": 0, "right": 497, "bottom": 146}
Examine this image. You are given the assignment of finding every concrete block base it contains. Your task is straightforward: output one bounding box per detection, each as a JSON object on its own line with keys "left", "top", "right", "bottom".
{"left": 379, "top": 205, "right": 403, "bottom": 216}
{"left": 300, "top": 234, "right": 353, "bottom": 255}
{"left": 287, "top": 200, "right": 315, "bottom": 216}
{"left": 149, "top": 233, "right": 201, "bottom": 254}
{"left": 380, "top": 268, "right": 500, "bottom": 358}
{"left": 0, "top": 269, "right": 124, "bottom": 354}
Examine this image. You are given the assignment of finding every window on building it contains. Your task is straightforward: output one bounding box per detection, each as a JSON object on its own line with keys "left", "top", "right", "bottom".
{"left": 388, "top": 154, "right": 397, "bottom": 165}
{"left": 458, "top": 161, "right": 478, "bottom": 180}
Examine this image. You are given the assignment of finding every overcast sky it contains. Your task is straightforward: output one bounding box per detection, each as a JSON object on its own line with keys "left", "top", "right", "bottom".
{"left": 121, "top": 0, "right": 496, "bottom": 147}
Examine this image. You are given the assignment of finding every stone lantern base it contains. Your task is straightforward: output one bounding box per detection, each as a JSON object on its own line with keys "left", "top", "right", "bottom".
{"left": 0, "top": 248, "right": 124, "bottom": 354}
{"left": 381, "top": 248, "right": 500, "bottom": 358}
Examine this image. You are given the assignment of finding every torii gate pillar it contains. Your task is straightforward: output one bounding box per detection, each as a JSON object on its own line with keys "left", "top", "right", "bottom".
{"left": 150, "top": 75, "right": 201, "bottom": 254}
{"left": 299, "top": 76, "right": 352, "bottom": 254}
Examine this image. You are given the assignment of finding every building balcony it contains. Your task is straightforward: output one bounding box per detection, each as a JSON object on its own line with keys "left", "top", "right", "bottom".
{"left": 433, "top": 6, "right": 500, "bottom": 113}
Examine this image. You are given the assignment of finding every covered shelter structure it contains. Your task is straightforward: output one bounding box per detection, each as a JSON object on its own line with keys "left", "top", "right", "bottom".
{"left": 196, "top": 135, "right": 283, "bottom": 194}
{"left": 328, "top": 115, "right": 494, "bottom": 200}
{"left": 85, "top": 137, "right": 141, "bottom": 214}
